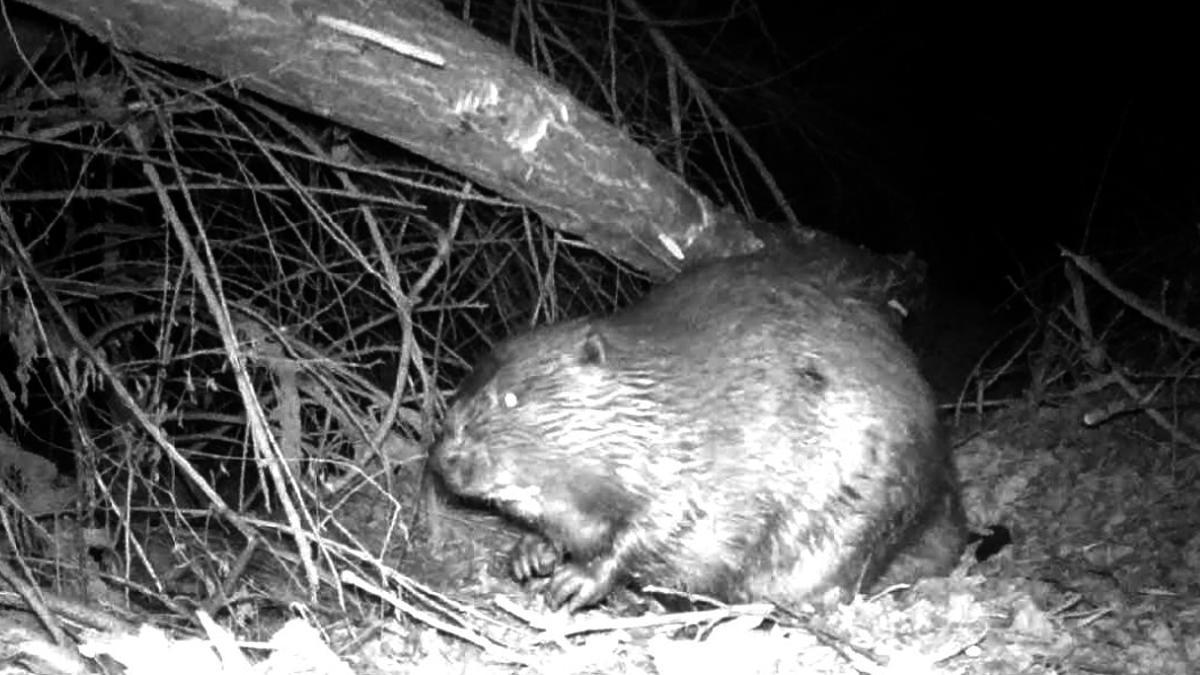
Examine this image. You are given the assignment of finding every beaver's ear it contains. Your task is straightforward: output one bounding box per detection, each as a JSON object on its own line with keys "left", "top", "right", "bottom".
{"left": 579, "top": 327, "right": 609, "bottom": 366}
{"left": 454, "top": 351, "right": 500, "bottom": 402}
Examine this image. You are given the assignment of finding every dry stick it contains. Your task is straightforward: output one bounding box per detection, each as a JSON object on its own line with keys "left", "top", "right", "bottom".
{"left": 180, "top": 99, "right": 354, "bottom": 604}
{"left": 242, "top": 99, "right": 436, "bottom": 458}
{"left": 342, "top": 570, "right": 529, "bottom": 665}
{"left": 241, "top": 513, "right": 527, "bottom": 652}
{"left": 243, "top": 99, "right": 465, "bottom": 576}
{"left": 667, "top": 58, "right": 684, "bottom": 176}
{"left": 361, "top": 188, "right": 465, "bottom": 552}
{"left": 4, "top": 238, "right": 168, "bottom": 621}
{"left": 1063, "top": 259, "right": 1106, "bottom": 371}
{"left": 1, "top": 193, "right": 263, "bottom": 580}
{"left": 195, "top": 610, "right": 255, "bottom": 672}
{"left": 1080, "top": 377, "right": 1166, "bottom": 427}
{"left": 1061, "top": 249, "right": 1200, "bottom": 454}
{"left": 0, "top": 511, "right": 69, "bottom": 647}
{"left": 148, "top": 81, "right": 426, "bottom": 599}
{"left": 1063, "top": 249, "right": 1200, "bottom": 344}
{"left": 531, "top": 2, "right": 620, "bottom": 121}
{"left": 0, "top": 275, "right": 100, "bottom": 628}
{"left": 494, "top": 593, "right": 774, "bottom": 642}
{"left": 0, "top": 0, "right": 55, "bottom": 96}
{"left": 230, "top": 99, "right": 437, "bottom": 454}
{"left": 950, "top": 320, "right": 1039, "bottom": 424}
{"left": 0, "top": 587, "right": 138, "bottom": 634}
{"left": 119, "top": 120, "right": 321, "bottom": 599}
{"left": 1104, "top": 369, "right": 1199, "bottom": 455}
{"left": 621, "top": 0, "right": 800, "bottom": 228}
{"left": 353, "top": 164, "right": 463, "bottom": 454}
{"left": 220, "top": 94, "right": 461, "bottom": 606}
{"left": 1, "top": 234, "right": 194, "bottom": 624}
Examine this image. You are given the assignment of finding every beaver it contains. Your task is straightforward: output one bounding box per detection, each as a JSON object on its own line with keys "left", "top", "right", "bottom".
{"left": 430, "top": 254, "right": 967, "bottom": 612}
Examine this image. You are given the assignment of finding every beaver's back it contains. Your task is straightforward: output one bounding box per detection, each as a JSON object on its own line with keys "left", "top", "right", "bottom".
{"left": 602, "top": 255, "right": 937, "bottom": 475}
{"left": 593, "top": 256, "right": 951, "bottom": 599}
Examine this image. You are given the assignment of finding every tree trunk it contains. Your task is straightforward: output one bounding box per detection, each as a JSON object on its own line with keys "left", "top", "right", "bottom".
{"left": 17, "top": 0, "right": 922, "bottom": 308}
{"left": 17, "top": 0, "right": 766, "bottom": 276}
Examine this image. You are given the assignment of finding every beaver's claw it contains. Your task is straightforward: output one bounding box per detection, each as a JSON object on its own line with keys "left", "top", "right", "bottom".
{"left": 547, "top": 562, "right": 616, "bottom": 612}
{"left": 511, "top": 533, "right": 561, "bottom": 581}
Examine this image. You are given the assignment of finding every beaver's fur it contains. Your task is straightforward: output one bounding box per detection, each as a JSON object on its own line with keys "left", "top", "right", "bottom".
{"left": 430, "top": 254, "right": 966, "bottom": 612}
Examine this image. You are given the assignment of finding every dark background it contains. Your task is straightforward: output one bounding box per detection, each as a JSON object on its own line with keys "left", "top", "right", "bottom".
{"left": 5, "top": 0, "right": 1195, "bottom": 305}
{"left": 701, "top": 1, "right": 1197, "bottom": 300}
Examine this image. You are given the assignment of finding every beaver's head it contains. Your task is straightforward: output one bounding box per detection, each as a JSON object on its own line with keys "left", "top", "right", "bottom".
{"left": 430, "top": 319, "right": 641, "bottom": 514}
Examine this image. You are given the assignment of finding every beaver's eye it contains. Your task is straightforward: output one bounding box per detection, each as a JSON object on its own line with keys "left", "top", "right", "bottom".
{"left": 500, "top": 391, "right": 519, "bottom": 409}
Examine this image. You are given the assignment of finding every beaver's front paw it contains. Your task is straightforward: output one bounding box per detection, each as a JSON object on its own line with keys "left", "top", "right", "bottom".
{"left": 510, "top": 533, "right": 561, "bottom": 581}
{"left": 547, "top": 562, "right": 616, "bottom": 612}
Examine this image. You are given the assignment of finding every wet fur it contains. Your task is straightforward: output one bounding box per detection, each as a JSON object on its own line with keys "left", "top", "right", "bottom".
{"left": 431, "top": 254, "right": 966, "bottom": 611}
